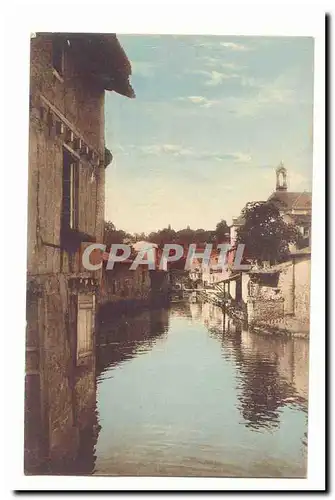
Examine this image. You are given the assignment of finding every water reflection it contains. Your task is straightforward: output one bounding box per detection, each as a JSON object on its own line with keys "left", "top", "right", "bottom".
{"left": 97, "top": 308, "right": 169, "bottom": 379}
{"left": 199, "top": 301, "right": 308, "bottom": 430}
{"left": 92, "top": 302, "right": 308, "bottom": 477}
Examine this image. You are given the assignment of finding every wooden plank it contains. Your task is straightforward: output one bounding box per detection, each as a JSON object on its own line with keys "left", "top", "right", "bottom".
{"left": 40, "top": 93, "right": 103, "bottom": 163}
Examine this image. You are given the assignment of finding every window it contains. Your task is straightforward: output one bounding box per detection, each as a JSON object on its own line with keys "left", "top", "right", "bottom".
{"left": 62, "top": 148, "right": 79, "bottom": 231}
{"left": 76, "top": 294, "right": 94, "bottom": 362}
{"left": 52, "top": 38, "right": 64, "bottom": 77}
{"left": 302, "top": 226, "right": 310, "bottom": 237}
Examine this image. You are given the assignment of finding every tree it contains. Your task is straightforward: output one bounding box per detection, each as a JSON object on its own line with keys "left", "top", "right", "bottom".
{"left": 175, "top": 227, "right": 195, "bottom": 245}
{"left": 193, "top": 228, "right": 215, "bottom": 244}
{"left": 148, "top": 226, "right": 176, "bottom": 245}
{"left": 133, "top": 232, "right": 148, "bottom": 242}
{"left": 236, "top": 202, "right": 299, "bottom": 264}
{"left": 104, "top": 221, "right": 131, "bottom": 247}
{"left": 214, "top": 219, "right": 230, "bottom": 243}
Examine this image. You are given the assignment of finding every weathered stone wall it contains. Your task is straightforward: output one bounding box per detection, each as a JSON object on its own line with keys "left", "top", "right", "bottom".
{"left": 247, "top": 297, "right": 285, "bottom": 325}
{"left": 277, "top": 256, "right": 311, "bottom": 324}
{"left": 100, "top": 265, "right": 152, "bottom": 305}
{"left": 27, "top": 45, "right": 105, "bottom": 274}
{"left": 30, "top": 35, "right": 104, "bottom": 152}
{"left": 25, "top": 34, "right": 105, "bottom": 473}
{"left": 246, "top": 255, "right": 311, "bottom": 334}
{"left": 293, "top": 258, "right": 311, "bottom": 325}
{"left": 241, "top": 273, "right": 250, "bottom": 303}
{"left": 25, "top": 275, "right": 97, "bottom": 473}
{"left": 277, "top": 261, "right": 295, "bottom": 315}
{"left": 99, "top": 266, "right": 170, "bottom": 318}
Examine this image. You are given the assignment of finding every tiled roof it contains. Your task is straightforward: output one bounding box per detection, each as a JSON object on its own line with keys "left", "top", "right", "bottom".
{"left": 268, "top": 191, "right": 312, "bottom": 210}
{"left": 230, "top": 191, "right": 312, "bottom": 230}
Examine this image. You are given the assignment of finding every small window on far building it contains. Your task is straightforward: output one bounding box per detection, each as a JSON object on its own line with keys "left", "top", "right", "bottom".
{"left": 52, "top": 38, "right": 64, "bottom": 77}
{"left": 300, "top": 226, "right": 310, "bottom": 238}
{"left": 76, "top": 294, "right": 94, "bottom": 362}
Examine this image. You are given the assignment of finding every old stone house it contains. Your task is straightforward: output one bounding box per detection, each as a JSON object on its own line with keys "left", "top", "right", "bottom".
{"left": 100, "top": 260, "right": 152, "bottom": 314}
{"left": 246, "top": 247, "right": 311, "bottom": 334}
{"left": 99, "top": 244, "right": 170, "bottom": 320}
{"left": 25, "top": 33, "right": 134, "bottom": 473}
{"left": 212, "top": 246, "right": 311, "bottom": 335}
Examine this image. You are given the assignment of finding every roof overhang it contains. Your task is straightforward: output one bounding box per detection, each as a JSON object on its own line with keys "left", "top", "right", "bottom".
{"left": 249, "top": 270, "right": 280, "bottom": 276}
{"left": 39, "top": 33, "right": 135, "bottom": 98}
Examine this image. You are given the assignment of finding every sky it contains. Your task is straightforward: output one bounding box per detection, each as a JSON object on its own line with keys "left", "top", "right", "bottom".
{"left": 104, "top": 35, "right": 314, "bottom": 234}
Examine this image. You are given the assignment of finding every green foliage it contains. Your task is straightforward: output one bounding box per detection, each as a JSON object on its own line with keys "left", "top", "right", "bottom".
{"left": 104, "top": 221, "right": 132, "bottom": 247}
{"left": 236, "top": 201, "right": 299, "bottom": 263}
{"left": 104, "top": 219, "right": 230, "bottom": 247}
{"left": 148, "top": 227, "right": 176, "bottom": 246}
{"left": 213, "top": 219, "right": 230, "bottom": 244}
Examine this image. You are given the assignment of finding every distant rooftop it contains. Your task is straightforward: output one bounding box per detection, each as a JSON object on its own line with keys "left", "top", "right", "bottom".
{"left": 268, "top": 191, "right": 312, "bottom": 211}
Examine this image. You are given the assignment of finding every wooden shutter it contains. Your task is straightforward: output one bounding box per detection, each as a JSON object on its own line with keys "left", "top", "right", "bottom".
{"left": 76, "top": 294, "right": 94, "bottom": 361}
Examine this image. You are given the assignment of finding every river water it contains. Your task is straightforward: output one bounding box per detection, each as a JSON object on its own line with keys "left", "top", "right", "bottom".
{"left": 94, "top": 301, "right": 308, "bottom": 477}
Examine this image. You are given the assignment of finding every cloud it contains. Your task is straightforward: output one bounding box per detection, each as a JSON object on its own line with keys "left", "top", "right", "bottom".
{"left": 203, "top": 59, "right": 246, "bottom": 71}
{"left": 198, "top": 152, "right": 252, "bottom": 163}
{"left": 116, "top": 143, "right": 252, "bottom": 164}
{"left": 137, "top": 144, "right": 193, "bottom": 157}
{"left": 176, "top": 75, "right": 299, "bottom": 117}
{"left": 189, "top": 68, "right": 259, "bottom": 88}
{"left": 239, "top": 76, "right": 261, "bottom": 88}
{"left": 106, "top": 35, "right": 313, "bottom": 235}
{"left": 177, "top": 95, "right": 218, "bottom": 108}
{"left": 231, "top": 76, "right": 297, "bottom": 117}
{"left": 184, "top": 95, "right": 207, "bottom": 104}
{"left": 204, "top": 70, "right": 240, "bottom": 86}
{"left": 230, "top": 152, "right": 253, "bottom": 163}
{"left": 133, "top": 71, "right": 300, "bottom": 120}
{"left": 193, "top": 39, "right": 253, "bottom": 52}
{"left": 220, "top": 41, "right": 251, "bottom": 51}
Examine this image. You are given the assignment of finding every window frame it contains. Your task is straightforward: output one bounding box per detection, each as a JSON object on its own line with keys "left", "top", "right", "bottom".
{"left": 52, "top": 38, "right": 64, "bottom": 80}
{"left": 62, "top": 148, "right": 79, "bottom": 233}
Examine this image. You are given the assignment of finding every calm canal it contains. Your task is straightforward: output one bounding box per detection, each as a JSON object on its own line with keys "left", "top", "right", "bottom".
{"left": 94, "top": 301, "right": 308, "bottom": 477}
